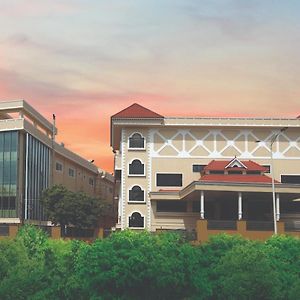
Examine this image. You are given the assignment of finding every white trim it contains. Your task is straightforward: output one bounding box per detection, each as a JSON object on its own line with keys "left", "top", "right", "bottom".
{"left": 121, "top": 129, "right": 126, "bottom": 230}
{"left": 128, "top": 184, "right": 146, "bottom": 203}
{"left": 128, "top": 158, "right": 146, "bottom": 177}
{"left": 127, "top": 211, "right": 146, "bottom": 229}
{"left": 147, "top": 128, "right": 152, "bottom": 230}
{"left": 225, "top": 157, "right": 248, "bottom": 169}
{"left": 128, "top": 132, "right": 146, "bottom": 150}
{"left": 24, "top": 133, "right": 29, "bottom": 220}
{"left": 155, "top": 172, "right": 184, "bottom": 188}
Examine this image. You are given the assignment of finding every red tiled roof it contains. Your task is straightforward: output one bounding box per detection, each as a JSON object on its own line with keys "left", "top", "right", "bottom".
{"left": 112, "top": 103, "right": 164, "bottom": 119}
{"left": 200, "top": 174, "right": 278, "bottom": 184}
{"left": 204, "top": 160, "right": 267, "bottom": 172}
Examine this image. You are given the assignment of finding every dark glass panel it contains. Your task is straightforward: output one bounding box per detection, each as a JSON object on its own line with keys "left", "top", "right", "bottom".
{"left": 156, "top": 174, "right": 182, "bottom": 187}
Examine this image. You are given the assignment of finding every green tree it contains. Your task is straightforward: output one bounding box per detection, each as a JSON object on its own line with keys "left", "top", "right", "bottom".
{"left": 41, "top": 185, "right": 104, "bottom": 235}
{"left": 214, "top": 243, "right": 281, "bottom": 300}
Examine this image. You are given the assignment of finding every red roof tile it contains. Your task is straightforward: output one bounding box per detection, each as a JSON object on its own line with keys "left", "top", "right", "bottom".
{"left": 200, "top": 174, "right": 278, "bottom": 184}
{"left": 204, "top": 160, "right": 267, "bottom": 172}
{"left": 112, "top": 103, "right": 164, "bottom": 119}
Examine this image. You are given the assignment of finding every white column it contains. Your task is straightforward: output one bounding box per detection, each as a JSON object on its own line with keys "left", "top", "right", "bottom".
{"left": 238, "top": 192, "right": 242, "bottom": 220}
{"left": 200, "top": 191, "right": 205, "bottom": 219}
{"left": 276, "top": 194, "right": 280, "bottom": 221}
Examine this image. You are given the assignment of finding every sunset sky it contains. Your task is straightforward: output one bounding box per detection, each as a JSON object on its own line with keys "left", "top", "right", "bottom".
{"left": 0, "top": 1, "right": 299, "bottom": 172}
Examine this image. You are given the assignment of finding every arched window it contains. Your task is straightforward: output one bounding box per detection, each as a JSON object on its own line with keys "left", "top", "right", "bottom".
{"left": 129, "top": 133, "right": 145, "bottom": 149}
{"left": 129, "top": 159, "right": 144, "bottom": 175}
{"left": 129, "top": 212, "right": 144, "bottom": 228}
{"left": 129, "top": 186, "right": 145, "bottom": 202}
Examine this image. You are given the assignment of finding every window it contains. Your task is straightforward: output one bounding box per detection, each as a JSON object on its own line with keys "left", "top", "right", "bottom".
{"left": 69, "top": 168, "right": 75, "bottom": 177}
{"left": 247, "top": 170, "right": 261, "bottom": 175}
{"left": 209, "top": 170, "right": 224, "bottom": 175}
{"left": 156, "top": 174, "right": 182, "bottom": 187}
{"left": 228, "top": 170, "right": 243, "bottom": 175}
{"left": 157, "top": 201, "right": 187, "bottom": 212}
{"left": 193, "top": 164, "right": 206, "bottom": 172}
{"left": 89, "top": 178, "right": 94, "bottom": 186}
{"left": 129, "top": 159, "right": 145, "bottom": 175}
{"left": 281, "top": 175, "right": 300, "bottom": 184}
{"left": 129, "top": 212, "right": 144, "bottom": 228}
{"left": 129, "top": 186, "right": 144, "bottom": 202}
{"left": 129, "top": 133, "right": 145, "bottom": 149}
{"left": 262, "top": 165, "right": 271, "bottom": 173}
{"left": 56, "top": 162, "right": 63, "bottom": 172}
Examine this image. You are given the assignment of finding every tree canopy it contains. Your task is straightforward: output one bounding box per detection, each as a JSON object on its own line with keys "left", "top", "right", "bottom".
{"left": 41, "top": 185, "right": 105, "bottom": 230}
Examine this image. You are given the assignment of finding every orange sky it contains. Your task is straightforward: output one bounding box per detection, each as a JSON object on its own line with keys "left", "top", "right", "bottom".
{"left": 0, "top": 1, "right": 299, "bottom": 172}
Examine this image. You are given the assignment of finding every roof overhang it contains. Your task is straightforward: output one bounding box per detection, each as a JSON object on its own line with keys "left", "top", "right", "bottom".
{"left": 150, "top": 181, "right": 300, "bottom": 201}
{"left": 110, "top": 117, "right": 164, "bottom": 150}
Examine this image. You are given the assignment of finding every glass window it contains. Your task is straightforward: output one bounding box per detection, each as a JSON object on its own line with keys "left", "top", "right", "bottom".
{"left": 25, "top": 133, "right": 50, "bottom": 221}
{"left": 56, "top": 162, "right": 63, "bottom": 171}
{"left": 129, "top": 159, "right": 144, "bottom": 175}
{"left": 193, "top": 164, "right": 206, "bottom": 172}
{"left": 69, "top": 168, "right": 75, "bottom": 177}
{"left": 228, "top": 170, "right": 243, "bottom": 174}
{"left": 262, "top": 165, "right": 271, "bottom": 173}
{"left": 247, "top": 171, "right": 261, "bottom": 175}
{"left": 89, "top": 178, "right": 94, "bottom": 186}
{"left": 129, "top": 212, "right": 144, "bottom": 228}
{"left": 129, "top": 186, "right": 144, "bottom": 202}
{"left": 281, "top": 175, "right": 300, "bottom": 184}
{"left": 157, "top": 201, "right": 187, "bottom": 212}
{"left": 209, "top": 170, "right": 224, "bottom": 175}
{"left": 156, "top": 174, "right": 182, "bottom": 187}
{"left": 0, "top": 131, "right": 18, "bottom": 218}
{"left": 129, "top": 133, "right": 145, "bottom": 149}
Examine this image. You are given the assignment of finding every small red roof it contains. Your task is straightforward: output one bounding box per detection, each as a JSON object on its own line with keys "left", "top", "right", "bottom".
{"left": 200, "top": 174, "right": 278, "bottom": 184}
{"left": 204, "top": 159, "right": 267, "bottom": 172}
{"left": 112, "top": 103, "right": 164, "bottom": 119}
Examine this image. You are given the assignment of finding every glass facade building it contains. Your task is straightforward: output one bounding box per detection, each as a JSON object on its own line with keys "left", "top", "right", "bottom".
{"left": 0, "top": 131, "right": 18, "bottom": 218}
{"left": 25, "top": 133, "right": 50, "bottom": 221}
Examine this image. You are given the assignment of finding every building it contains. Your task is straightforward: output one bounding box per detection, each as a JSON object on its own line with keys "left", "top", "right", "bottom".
{"left": 0, "top": 100, "right": 114, "bottom": 237}
{"left": 111, "top": 103, "right": 300, "bottom": 241}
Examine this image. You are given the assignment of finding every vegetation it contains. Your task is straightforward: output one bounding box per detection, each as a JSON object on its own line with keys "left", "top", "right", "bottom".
{"left": 1, "top": 226, "right": 300, "bottom": 299}
{"left": 41, "top": 185, "right": 107, "bottom": 235}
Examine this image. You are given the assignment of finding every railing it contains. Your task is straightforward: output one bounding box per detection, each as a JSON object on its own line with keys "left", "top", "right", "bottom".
{"left": 246, "top": 221, "right": 274, "bottom": 231}
{"left": 207, "top": 220, "right": 237, "bottom": 230}
{"left": 285, "top": 221, "right": 300, "bottom": 232}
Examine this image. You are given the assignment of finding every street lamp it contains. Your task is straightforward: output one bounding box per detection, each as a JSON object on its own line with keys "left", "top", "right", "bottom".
{"left": 256, "top": 127, "right": 288, "bottom": 235}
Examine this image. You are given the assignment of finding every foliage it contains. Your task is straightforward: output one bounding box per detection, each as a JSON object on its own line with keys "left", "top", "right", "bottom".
{"left": 1, "top": 227, "right": 300, "bottom": 299}
{"left": 41, "top": 185, "right": 105, "bottom": 231}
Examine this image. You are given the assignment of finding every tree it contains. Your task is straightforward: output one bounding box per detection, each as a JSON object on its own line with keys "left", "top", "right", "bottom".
{"left": 41, "top": 185, "right": 105, "bottom": 235}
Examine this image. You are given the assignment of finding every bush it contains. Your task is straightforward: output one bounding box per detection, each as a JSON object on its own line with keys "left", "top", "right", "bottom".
{"left": 0, "top": 228, "right": 300, "bottom": 299}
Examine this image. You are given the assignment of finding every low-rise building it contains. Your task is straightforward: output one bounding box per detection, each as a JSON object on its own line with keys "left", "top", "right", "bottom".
{"left": 111, "top": 103, "right": 300, "bottom": 241}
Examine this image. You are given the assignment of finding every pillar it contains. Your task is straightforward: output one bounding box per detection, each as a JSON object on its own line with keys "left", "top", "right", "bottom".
{"left": 276, "top": 194, "right": 280, "bottom": 221}
{"left": 238, "top": 192, "right": 243, "bottom": 220}
{"left": 200, "top": 191, "right": 205, "bottom": 219}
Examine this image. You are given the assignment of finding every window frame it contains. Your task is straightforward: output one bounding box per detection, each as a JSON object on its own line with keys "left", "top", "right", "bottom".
{"left": 280, "top": 174, "right": 300, "bottom": 184}
{"left": 128, "top": 159, "right": 145, "bottom": 177}
{"left": 192, "top": 164, "right": 206, "bottom": 173}
{"left": 155, "top": 173, "right": 183, "bottom": 187}
{"left": 68, "top": 168, "right": 75, "bottom": 177}
{"left": 89, "top": 177, "right": 94, "bottom": 186}
{"left": 128, "top": 185, "right": 145, "bottom": 203}
{"left": 55, "top": 161, "right": 63, "bottom": 172}
{"left": 128, "top": 132, "right": 146, "bottom": 150}
{"left": 128, "top": 211, "right": 145, "bottom": 229}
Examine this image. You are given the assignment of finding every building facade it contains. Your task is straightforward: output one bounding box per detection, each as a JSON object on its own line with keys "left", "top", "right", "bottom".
{"left": 111, "top": 103, "right": 300, "bottom": 240}
{"left": 0, "top": 100, "right": 114, "bottom": 236}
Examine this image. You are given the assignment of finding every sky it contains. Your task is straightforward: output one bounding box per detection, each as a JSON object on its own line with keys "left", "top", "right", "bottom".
{"left": 0, "top": 0, "right": 299, "bottom": 172}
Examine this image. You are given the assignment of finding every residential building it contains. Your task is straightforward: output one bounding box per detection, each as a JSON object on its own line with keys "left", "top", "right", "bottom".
{"left": 0, "top": 100, "right": 114, "bottom": 237}
{"left": 111, "top": 103, "right": 300, "bottom": 241}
